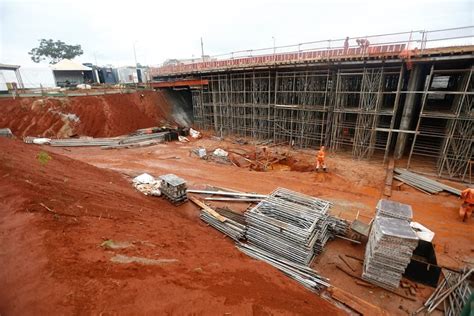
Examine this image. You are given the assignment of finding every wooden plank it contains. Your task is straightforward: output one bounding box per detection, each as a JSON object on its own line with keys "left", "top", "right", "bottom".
{"left": 189, "top": 196, "right": 227, "bottom": 222}
{"left": 328, "top": 286, "right": 389, "bottom": 315}
{"left": 383, "top": 158, "right": 395, "bottom": 197}
{"left": 338, "top": 254, "right": 356, "bottom": 272}
{"left": 336, "top": 265, "right": 417, "bottom": 302}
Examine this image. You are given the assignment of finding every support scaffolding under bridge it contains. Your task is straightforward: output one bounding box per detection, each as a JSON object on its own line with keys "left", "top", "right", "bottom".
{"left": 154, "top": 27, "right": 474, "bottom": 182}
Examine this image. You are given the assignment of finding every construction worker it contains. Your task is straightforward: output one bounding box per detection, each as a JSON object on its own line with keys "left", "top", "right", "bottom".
{"left": 316, "top": 146, "right": 327, "bottom": 172}
{"left": 343, "top": 37, "right": 350, "bottom": 53}
{"left": 459, "top": 187, "right": 474, "bottom": 222}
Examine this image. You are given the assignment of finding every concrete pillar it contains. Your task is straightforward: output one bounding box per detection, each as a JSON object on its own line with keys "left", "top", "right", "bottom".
{"left": 394, "top": 64, "right": 424, "bottom": 159}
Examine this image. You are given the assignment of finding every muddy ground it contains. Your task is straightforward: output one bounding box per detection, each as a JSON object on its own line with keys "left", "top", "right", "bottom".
{"left": 1, "top": 134, "right": 472, "bottom": 315}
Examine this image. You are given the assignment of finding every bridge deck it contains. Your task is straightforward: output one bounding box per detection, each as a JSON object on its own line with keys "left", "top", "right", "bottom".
{"left": 151, "top": 45, "right": 474, "bottom": 77}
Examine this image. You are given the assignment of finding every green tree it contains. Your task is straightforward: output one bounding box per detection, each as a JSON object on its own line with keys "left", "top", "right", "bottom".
{"left": 29, "top": 39, "right": 83, "bottom": 64}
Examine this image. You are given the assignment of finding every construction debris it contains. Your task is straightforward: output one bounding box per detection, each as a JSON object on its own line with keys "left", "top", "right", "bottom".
{"left": 192, "top": 147, "right": 207, "bottom": 158}
{"left": 328, "top": 286, "right": 389, "bottom": 315}
{"left": 416, "top": 268, "right": 473, "bottom": 315}
{"left": 132, "top": 173, "right": 161, "bottom": 196}
{"left": 189, "top": 128, "right": 201, "bottom": 138}
{"left": 362, "top": 216, "right": 419, "bottom": 290}
{"left": 394, "top": 168, "right": 461, "bottom": 196}
{"left": 244, "top": 188, "right": 348, "bottom": 265}
{"left": 0, "top": 128, "right": 13, "bottom": 138}
{"left": 159, "top": 174, "right": 187, "bottom": 204}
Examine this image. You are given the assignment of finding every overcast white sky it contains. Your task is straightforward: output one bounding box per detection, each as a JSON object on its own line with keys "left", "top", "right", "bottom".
{"left": 0, "top": 0, "right": 472, "bottom": 67}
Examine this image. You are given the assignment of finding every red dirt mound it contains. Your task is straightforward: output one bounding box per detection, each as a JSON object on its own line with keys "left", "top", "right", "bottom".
{"left": 0, "top": 91, "right": 173, "bottom": 138}
{"left": 0, "top": 138, "right": 342, "bottom": 315}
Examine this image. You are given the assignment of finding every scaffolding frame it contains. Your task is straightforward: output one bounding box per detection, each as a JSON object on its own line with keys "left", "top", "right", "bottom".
{"left": 192, "top": 60, "right": 473, "bottom": 181}
{"left": 407, "top": 65, "right": 474, "bottom": 181}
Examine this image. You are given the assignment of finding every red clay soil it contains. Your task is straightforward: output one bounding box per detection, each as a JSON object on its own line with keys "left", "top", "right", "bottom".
{"left": 0, "top": 91, "right": 173, "bottom": 138}
{"left": 0, "top": 138, "right": 343, "bottom": 315}
{"left": 49, "top": 137, "right": 473, "bottom": 315}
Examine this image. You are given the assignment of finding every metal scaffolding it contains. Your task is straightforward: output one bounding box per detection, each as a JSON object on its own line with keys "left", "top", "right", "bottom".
{"left": 191, "top": 60, "right": 473, "bottom": 181}
{"left": 407, "top": 65, "right": 474, "bottom": 181}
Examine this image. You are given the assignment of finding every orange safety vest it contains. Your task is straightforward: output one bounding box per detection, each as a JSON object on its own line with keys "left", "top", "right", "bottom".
{"left": 461, "top": 188, "right": 474, "bottom": 204}
{"left": 317, "top": 150, "right": 325, "bottom": 162}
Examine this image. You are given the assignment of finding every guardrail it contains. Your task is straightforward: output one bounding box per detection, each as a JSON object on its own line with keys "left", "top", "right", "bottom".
{"left": 151, "top": 26, "right": 474, "bottom": 76}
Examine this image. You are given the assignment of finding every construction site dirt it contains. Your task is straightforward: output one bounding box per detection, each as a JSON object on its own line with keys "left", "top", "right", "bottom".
{"left": 0, "top": 93, "right": 472, "bottom": 315}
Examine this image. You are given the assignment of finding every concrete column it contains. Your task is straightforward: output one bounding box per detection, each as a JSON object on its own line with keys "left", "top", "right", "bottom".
{"left": 394, "top": 64, "right": 424, "bottom": 159}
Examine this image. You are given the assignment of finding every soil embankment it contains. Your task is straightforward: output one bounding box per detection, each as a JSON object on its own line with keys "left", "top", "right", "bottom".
{"left": 0, "top": 138, "right": 342, "bottom": 315}
{"left": 0, "top": 91, "right": 178, "bottom": 138}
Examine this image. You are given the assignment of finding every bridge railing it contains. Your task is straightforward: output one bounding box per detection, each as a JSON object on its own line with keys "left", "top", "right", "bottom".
{"left": 151, "top": 26, "right": 474, "bottom": 76}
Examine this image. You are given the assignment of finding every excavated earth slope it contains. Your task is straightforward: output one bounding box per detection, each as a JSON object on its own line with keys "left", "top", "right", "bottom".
{"left": 0, "top": 138, "right": 342, "bottom": 315}
{"left": 0, "top": 91, "right": 175, "bottom": 138}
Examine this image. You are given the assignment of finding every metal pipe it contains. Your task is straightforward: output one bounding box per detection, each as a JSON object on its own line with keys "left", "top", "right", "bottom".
{"left": 187, "top": 189, "right": 268, "bottom": 198}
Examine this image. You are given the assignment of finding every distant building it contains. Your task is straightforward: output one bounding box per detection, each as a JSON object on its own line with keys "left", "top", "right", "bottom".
{"left": 97, "top": 67, "right": 118, "bottom": 84}
{"left": 0, "top": 63, "right": 24, "bottom": 92}
{"left": 113, "top": 66, "right": 150, "bottom": 84}
{"left": 163, "top": 55, "right": 215, "bottom": 66}
{"left": 51, "top": 59, "right": 94, "bottom": 87}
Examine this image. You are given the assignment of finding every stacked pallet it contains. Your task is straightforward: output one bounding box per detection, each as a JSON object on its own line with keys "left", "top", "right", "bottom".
{"left": 362, "top": 216, "right": 419, "bottom": 290}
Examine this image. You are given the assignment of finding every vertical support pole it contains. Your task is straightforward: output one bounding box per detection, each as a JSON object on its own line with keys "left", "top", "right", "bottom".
{"left": 437, "top": 67, "right": 473, "bottom": 177}
{"left": 394, "top": 64, "right": 424, "bottom": 159}
{"left": 383, "top": 65, "right": 405, "bottom": 163}
{"left": 407, "top": 64, "right": 434, "bottom": 168}
{"left": 273, "top": 71, "right": 278, "bottom": 143}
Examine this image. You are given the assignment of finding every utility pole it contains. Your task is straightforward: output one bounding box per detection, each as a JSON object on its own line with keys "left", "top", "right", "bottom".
{"left": 133, "top": 41, "right": 138, "bottom": 67}
{"left": 201, "top": 37, "right": 205, "bottom": 61}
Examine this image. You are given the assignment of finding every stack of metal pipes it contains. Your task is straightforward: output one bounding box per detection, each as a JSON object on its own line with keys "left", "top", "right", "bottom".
{"left": 45, "top": 132, "right": 168, "bottom": 148}
{"left": 417, "top": 268, "right": 473, "bottom": 315}
{"left": 199, "top": 211, "right": 246, "bottom": 241}
{"left": 50, "top": 138, "right": 121, "bottom": 147}
{"left": 244, "top": 188, "right": 333, "bottom": 265}
{"left": 236, "top": 242, "right": 330, "bottom": 292}
{"left": 394, "top": 168, "right": 461, "bottom": 196}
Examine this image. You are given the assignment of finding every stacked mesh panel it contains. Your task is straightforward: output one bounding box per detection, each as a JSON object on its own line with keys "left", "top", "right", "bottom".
{"left": 376, "top": 199, "right": 413, "bottom": 220}
{"left": 362, "top": 216, "right": 418, "bottom": 289}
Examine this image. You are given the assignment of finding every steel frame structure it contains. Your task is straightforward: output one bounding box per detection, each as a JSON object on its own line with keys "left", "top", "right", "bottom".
{"left": 191, "top": 59, "right": 473, "bottom": 181}
{"left": 407, "top": 65, "right": 474, "bottom": 180}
